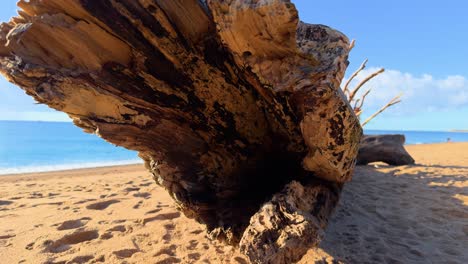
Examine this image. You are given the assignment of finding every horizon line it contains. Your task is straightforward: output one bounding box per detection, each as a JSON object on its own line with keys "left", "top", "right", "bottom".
{"left": 0, "top": 119, "right": 466, "bottom": 133}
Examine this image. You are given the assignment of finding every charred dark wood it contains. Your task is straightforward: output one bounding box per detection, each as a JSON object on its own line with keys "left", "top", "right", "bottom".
{"left": 0, "top": 0, "right": 362, "bottom": 262}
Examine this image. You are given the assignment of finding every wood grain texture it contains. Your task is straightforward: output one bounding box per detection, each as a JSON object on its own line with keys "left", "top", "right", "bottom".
{"left": 0, "top": 0, "right": 362, "bottom": 262}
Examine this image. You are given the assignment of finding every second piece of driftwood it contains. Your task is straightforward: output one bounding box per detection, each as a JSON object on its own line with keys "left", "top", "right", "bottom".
{"left": 357, "top": 134, "right": 415, "bottom": 166}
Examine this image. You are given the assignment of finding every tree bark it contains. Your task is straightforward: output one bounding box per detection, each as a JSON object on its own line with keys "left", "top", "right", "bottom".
{"left": 240, "top": 178, "right": 342, "bottom": 264}
{"left": 0, "top": 0, "right": 362, "bottom": 261}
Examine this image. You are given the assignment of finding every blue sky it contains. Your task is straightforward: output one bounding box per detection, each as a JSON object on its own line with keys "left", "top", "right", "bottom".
{"left": 1, "top": 0, "right": 467, "bottom": 131}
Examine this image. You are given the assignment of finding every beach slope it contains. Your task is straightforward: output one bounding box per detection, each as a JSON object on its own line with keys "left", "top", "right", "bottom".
{"left": 0, "top": 143, "right": 467, "bottom": 263}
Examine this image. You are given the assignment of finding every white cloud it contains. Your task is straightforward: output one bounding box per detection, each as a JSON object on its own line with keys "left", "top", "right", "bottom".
{"left": 2, "top": 67, "right": 467, "bottom": 125}
{"left": 343, "top": 67, "right": 468, "bottom": 115}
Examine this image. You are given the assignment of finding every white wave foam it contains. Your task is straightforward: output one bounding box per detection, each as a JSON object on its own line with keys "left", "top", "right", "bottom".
{"left": 0, "top": 159, "right": 143, "bottom": 175}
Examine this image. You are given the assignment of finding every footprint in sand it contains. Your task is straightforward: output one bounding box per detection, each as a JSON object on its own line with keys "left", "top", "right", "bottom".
{"left": 55, "top": 217, "right": 91, "bottom": 231}
{"left": 142, "top": 212, "right": 181, "bottom": 225}
{"left": 45, "top": 230, "right": 99, "bottom": 253}
{"left": 31, "top": 201, "right": 64, "bottom": 208}
{"left": 107, "top": 225, "right": 127, "bottom": 233}
{"left": 155, "top": 256, "right": 181, "bottom": 264}
{"left": 162, "top": 233, "right": 172, "bottom": 242}
{"left": 153, "top": 245, "right": 181, "bottom": 264}
{"left": 101, "top": 225, "right": 128, "bottom": 240}
{"left": 123, "top": 187, "right": 140, "bottom": 193}
{"left": 86, "top": 199, "right": 120, "bottom": 210}
{"left": 133, "top": 192, "right": 151, "bottom": 199}
{"left": 68, "top": 255, "right": 95, "bottom": 263}
{"left": 164, "top": 223, "right": 176, "bottom": 230}
{"left": 154, "top": 245, "right": 177, "bottom": 257}
{"left": 0, "top": 234, "right": 15, "bottom": 247}
{"left": 133, "top": 200, "right": 144, "bottom": 209}
{"left": 113, "top": 248, "right": 139, "bottom": 259}
{"left": 188, "top": 253, "right": 201, "bottom": 261}
{"left": 0, "top": 234, "right": 16, "bottom": 240}
{"left": 145, "top": 209, "right": 162, "bottom": 215}
{"left": 100, "top": 232, "right": 113, "bottom": 240}
{"left": 74, "top": 198, "right": 97, "bottom": 205}
{"left": 159, "top": 223, "right": 177, "bottom": 243}
{"left": 202, "top": 243, "right": 210, "bottom": 250}
{"left": 25, "top": 242, "right": 34, "bottom": 250}
{"left": 0, "top": 200, "right": 13, "bottom": 206}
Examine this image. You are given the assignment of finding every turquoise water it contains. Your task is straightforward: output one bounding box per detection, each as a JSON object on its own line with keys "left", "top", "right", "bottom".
{"left": 365, "top": 129, "right": 468, "bottom": 145}
{"left": 0, "top": 121, "right": 467, "bottom": 174}
{"left": 0, "top": 121, "right": 141, "bottom": 174}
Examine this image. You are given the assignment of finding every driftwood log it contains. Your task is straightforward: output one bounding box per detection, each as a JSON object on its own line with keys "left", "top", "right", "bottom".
{"left": 357, "top": 135, "right": 415, "bottom": 166}
{"left": 0, "top": 0, "right": 362, "bottom": 262}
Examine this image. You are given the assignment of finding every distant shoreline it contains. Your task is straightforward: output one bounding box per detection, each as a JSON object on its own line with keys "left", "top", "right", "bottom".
{"left": 1, "top": 142, "right": 467, "bottom": 178}
{"left": 2, "top": 120, "right": 467, "bottom": 133}
{"left": 0, "top": 161, "right": 143, "bottom": 177}
{"left": 0, "top": 163, "right": 146, "bottom": 180}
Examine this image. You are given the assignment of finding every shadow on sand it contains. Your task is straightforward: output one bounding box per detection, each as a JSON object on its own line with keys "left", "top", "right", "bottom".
{"left": 311, "top": 164, "right": 467, "bottom": 264}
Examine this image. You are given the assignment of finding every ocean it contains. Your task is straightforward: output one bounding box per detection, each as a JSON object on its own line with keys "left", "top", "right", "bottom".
{"left": 363, "top": 129, "right": 468, "bottom": 145}
{"left": 1, "top": 121, "right": 467, "bottom": 175}
{"left": 0, "top": 121, "right": 141, "bottom": 175}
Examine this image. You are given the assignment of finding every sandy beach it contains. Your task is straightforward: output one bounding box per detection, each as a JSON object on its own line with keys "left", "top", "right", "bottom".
{"left": 0, "top": 143, "right": 466, "bottom": 264}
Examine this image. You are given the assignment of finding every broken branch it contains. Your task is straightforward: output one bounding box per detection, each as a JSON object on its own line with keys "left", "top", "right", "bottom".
{"left": 361, "top": 94, "right": 402, "bottom": 126}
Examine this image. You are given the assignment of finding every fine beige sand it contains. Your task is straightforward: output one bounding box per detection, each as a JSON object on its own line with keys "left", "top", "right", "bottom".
{"left": 0, "top": 143, "right": 467, "bottom": 264}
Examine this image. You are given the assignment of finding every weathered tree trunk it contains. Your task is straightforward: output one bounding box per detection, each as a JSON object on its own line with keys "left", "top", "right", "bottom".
{"left": 357, "top": 135, "right": 415, "bottom": 166}
{"left": 240, "top": 178, "right": 342, "bottom": 264}
{"left": 0, "top": 0, "right": 362, "bottom": 262}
